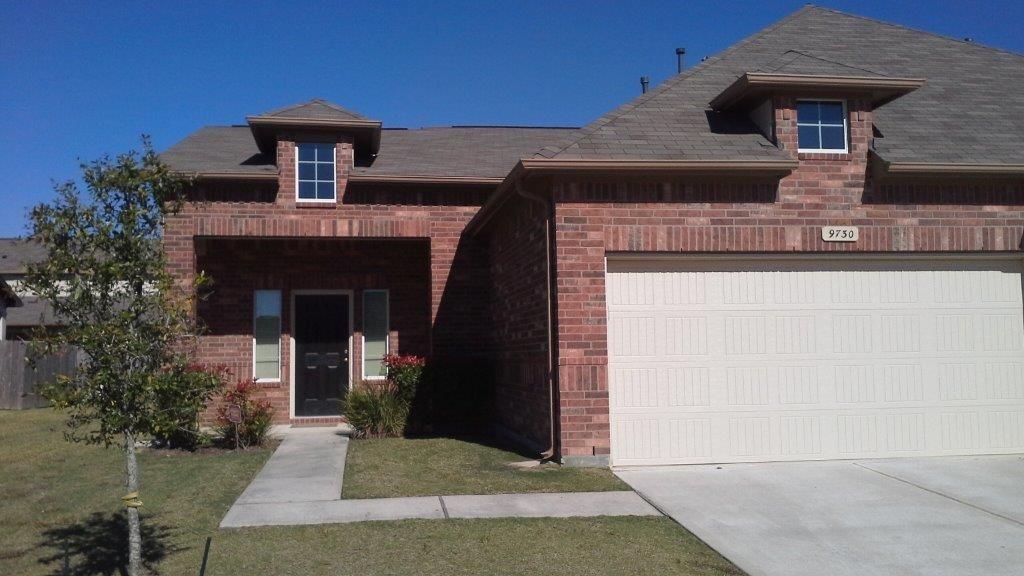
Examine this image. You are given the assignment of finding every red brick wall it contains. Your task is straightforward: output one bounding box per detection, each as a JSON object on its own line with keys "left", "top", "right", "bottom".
{"left": 165, "top": 139, "right": 494, "bottom": 423}
{"left": 193, "top": 238, "right": 429, "bottom": 422}
{"left": 548, "top": 95, "right": 1024, "bottom": 460}
{"left": 484, "top": 193, "right": 552, "bottom": 450}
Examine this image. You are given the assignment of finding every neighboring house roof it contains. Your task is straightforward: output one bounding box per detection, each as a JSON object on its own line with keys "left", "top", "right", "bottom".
{"left": 162, "top": 125, "right": 577, "bottom": 181}
{"left": 0, "top": 238, "right": 46, "bottom": 275}
{"left": 537, "top": 5, "right": 1024, "bottom": 167}
{"left": 4, "top": 296, "right": 56, "bottom": 328}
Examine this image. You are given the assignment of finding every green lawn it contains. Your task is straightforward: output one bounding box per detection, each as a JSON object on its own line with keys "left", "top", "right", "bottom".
{"left": 209, "top": 517, "right": 743, "bottom": 576}
{"left": 0, "top": 409, "right": 742, "bottom": 576}
{"left": 342, "top": 436, "right": 628, "bottom": 499}
{"left": 0, "top": 408, "right": 272, "bottom": 575}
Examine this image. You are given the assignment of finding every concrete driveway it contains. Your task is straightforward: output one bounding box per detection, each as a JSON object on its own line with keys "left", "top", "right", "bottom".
{"left": 617, "top": 456, "right": 1024, "bottom": 576}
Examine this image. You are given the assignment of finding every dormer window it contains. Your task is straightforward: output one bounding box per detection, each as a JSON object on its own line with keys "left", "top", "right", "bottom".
{"left": 297, "top": 143, "right": 336, "bottom": 202}
{"left": 797, "top": 100, "right": 848, "bottom": 153}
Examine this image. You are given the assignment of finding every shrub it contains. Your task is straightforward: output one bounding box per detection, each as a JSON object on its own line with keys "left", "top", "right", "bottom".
{"left": 345, "top": 380, "right": 410, "bottom": 438}
{"left": 216, "top": 379, "right": 274, "bottom": 448}
{"left": 345, "top": 354, "right": 425, "bottom": 438}
{"left": 151, "top": 364, "right": 228, "bottom": 450}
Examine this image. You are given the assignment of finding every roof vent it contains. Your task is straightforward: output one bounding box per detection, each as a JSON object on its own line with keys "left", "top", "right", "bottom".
{"left": 963, "top": 37, "right": 974, "bottom": 42}
{"left": 640, "top": 76, "right": 650, "bottom": 94}
{"left": 675, "top": 47, "right": 686, "bottom": 73}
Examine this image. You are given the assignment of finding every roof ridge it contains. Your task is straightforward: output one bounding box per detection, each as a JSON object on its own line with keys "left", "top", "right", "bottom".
{"left": 764, "top": 49, "right": 887, "bottom": 76}
{"left": 806, "top": 4, "right": 1024, "bottom": 61}
{"left": 308, "top": 98, "right": 369, "bottom": 117}
{"left": 534, "top": 5, "right": 817, "bottom": 159}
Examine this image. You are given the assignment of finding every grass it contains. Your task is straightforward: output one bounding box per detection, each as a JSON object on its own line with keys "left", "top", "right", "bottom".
{"left": 0, "top": 408, "right": 273, "bottom": 575}
{"left": 208, "top": 517, "right": 743, "bottom": 576}
{"left": 0, "top": 409, "right": 742, "bottom": 575}
{"left": 342, "top": 436, "right": 628, "bottom": 499}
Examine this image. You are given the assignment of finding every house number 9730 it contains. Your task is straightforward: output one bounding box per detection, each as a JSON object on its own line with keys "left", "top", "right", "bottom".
{"left": 822, "top": 226, "right": 858, "bottom": 242}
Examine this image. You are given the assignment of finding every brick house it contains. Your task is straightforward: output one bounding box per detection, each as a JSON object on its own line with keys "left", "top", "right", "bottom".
{"left": 163, "top": 6, "right": 1024, "bottom": 466}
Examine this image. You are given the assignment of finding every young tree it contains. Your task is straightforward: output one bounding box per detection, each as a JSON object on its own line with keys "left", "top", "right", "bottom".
{"left": 24, "top": 139, "right": 209, "bottom": 576}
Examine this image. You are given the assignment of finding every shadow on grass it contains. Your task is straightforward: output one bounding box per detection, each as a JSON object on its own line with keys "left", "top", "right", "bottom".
{"left": 37, "top": 511, "right": 181, "bottom": 576}
{"left": 401, "top": 430, "right": 541, "bottom": 460}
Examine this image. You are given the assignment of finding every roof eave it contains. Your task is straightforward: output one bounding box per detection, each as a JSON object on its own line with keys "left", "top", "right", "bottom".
{"left": 519, "top": 157, "right": 799, "bottom": 176}
{"left": 711, "top": 73, "right": 927, "bottom": 110}
{"left": 173, "top": 171, "right": 279, "bottom": 181}
{"left": 349, "top": 174, "right": 503, "bottom": 186}
{"left": 882, "top": 161, "right": 1024, "bottom": 177}
{"left": 466, "top": 157, "right": 797, "bottom": 236}
{"left": 246, "top": 117, "right": 383, "bottom": 155}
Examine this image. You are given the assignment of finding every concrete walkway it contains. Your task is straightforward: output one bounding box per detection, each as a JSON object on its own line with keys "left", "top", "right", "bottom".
{"left": 231, "top": 427, "right": 349, "bottom": 505}
{"left": 221, "top": 427, "right": 658, "bottom": 528}
{"left": 222, "top": 490, "right": 658, "bottom": 528}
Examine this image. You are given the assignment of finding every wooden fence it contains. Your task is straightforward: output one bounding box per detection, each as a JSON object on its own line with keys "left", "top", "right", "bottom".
{"left": 0, "top": 341, "right": 79, "bottom": 409}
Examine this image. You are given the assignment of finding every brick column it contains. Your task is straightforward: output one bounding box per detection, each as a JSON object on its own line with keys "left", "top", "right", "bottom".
{"left": 553, "top": 183, "right": 611, "bottom": 466}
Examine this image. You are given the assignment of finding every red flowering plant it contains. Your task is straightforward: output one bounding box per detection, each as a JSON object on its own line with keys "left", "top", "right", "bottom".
{"left": 383, "top": 354, "right": 426, "bottom": 403}
{"left": 216, "top": 378, "right": 274, "bottom": 448}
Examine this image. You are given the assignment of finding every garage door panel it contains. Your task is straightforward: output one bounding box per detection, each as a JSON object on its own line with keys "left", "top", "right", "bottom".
{"left": 608, "top": 258, "right": 1024, "bottom": 465}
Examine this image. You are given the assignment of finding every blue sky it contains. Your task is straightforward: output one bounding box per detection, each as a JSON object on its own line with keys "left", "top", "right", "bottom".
{"left": 1, "top": 0, "right": 1022, "bottom": 236}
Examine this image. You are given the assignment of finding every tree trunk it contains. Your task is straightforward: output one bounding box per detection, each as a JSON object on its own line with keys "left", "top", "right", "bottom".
{"left": 125, "top": 432, "right": 143, "bottom": 576}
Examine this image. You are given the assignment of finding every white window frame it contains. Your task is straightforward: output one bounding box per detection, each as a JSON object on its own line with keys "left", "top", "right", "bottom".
{"left": 796, "top": 99, "right": 849, "bottom": 154}
{"left": 361, "top": 289, "right": 390, "bottom": 380}
{"left": 295, "top": 143, "right": 337, "bottom": 203}
{"left": 252, "top": 289, "right": 282, "bottom": 383}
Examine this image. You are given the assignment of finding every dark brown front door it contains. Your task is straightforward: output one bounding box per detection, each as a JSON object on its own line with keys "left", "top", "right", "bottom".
{"left": 294, "top": 294, "right": 349, "bottom": 416}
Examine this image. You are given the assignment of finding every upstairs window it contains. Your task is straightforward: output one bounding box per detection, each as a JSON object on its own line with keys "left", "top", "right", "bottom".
{"left": 296, "top": 143, "right": 336, "bottom": 202}
{"left": 796, "top": 100, "right": 848, "bottom": 153}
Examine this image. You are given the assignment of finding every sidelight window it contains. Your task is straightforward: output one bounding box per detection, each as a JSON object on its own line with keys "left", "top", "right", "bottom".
{"left": 362, "top": 290, "right": 389, "bottom": 379}
{"left": 253, "top": 290, "right": 281, "bottom": 381}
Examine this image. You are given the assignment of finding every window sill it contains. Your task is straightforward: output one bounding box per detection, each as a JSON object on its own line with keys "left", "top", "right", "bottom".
{"left": 253, "top": 378, "right": 283, "bottom": 387}
{"left": 798, "top": 151, "right": 852, "bottom": 161}
{"left": 295, "top": 200, "right": 338, "bottom": 209}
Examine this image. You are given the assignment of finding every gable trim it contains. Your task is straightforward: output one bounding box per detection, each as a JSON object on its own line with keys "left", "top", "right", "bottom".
{"left": 711, "top": 73, "right": 926, "bottom": 110}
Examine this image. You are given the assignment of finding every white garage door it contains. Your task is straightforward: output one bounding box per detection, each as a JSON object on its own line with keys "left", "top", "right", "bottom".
{"left": 607, "top": 257, "right": 1024, "bottom": 466}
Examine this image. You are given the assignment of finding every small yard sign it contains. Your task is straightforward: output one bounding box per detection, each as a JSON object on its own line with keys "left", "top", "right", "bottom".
{"left": 226, "top": 403, "right": 242, "bottom": 424}
{"left": 822, "top": 226, "right": 859, "bottom": 242}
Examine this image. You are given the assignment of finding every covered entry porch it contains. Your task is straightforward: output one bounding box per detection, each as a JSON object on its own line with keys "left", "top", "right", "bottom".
{"left": 194, "top": 237, "right": 431, "bottom": 423}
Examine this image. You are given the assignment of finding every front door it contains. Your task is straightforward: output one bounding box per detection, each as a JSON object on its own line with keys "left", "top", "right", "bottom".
{"left": 294, "top": 294, "right": 349, "bottom": 416}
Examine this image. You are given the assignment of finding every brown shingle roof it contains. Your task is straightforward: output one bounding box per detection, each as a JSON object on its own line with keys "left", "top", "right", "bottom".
{"left": 540, "top": 6, "right": 1024, "bottom": 167}
{"left": 163, "top": 7, "right": 1024, "bottom": 179}
{"left": 162, "top": 125, "right": 577, "bottom": 180}
{"left": 0, "top": 238, "right": 46, "bottom": 275}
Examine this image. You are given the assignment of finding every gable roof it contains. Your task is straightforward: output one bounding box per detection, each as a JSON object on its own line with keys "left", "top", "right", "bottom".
{"left": 249, "top": 99, "right": 372, "bottom": 122}
{"left": 539, "top": 5, "right": 1024, "bottom": 167}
